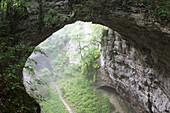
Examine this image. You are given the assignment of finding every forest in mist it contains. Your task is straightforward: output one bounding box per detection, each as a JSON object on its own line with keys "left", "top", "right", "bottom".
{"left": 23, "top": 22, "right": 129, "bottom": 113}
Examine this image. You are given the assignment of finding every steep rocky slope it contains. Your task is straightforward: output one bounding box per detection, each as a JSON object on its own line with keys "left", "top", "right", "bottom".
{"left": 99, "top": 30, "right": 169, "bottom": 113}
{"left": 0, "top": 0, "right": 169, "bottom": 112}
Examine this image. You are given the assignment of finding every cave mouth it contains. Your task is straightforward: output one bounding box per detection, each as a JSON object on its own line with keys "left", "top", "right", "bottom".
{"left": 0, "top": 0, "right": 169, "bottom": 112}
{"left": 23, "top": 21, "right": 130, "bottom": 113}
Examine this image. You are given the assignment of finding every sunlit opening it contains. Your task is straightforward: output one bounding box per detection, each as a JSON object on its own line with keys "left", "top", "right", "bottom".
{"left": 23, "top": 21, "right": 129, "bottom": 113}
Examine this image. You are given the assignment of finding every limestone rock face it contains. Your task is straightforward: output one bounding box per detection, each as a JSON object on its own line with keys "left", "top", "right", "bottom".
{"left": 1, "top": 0, "right": 170, "bottom": 112}
{"left": 99, "top": 29, "right": 170, "bottom": 113}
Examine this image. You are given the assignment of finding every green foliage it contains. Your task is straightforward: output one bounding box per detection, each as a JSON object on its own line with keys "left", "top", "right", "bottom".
{"left": 60, "top": 77, "right": 115, "bottom": 113}
{"left": 81, "top": 47, "right": 100, "bottom": 81}
{"left": 0, "top": 0, "right": 28, "bottom": 22}
{"left": 0, "top": 2, "right": 32, "bottom": 108}
{"left": 22, "top": 22, "right": 112, "bottom": 112}
{"left": 0, "top": 34, "right": 45, "bottom": 112}
{"left": 71, "top": 24, "right": 108, "bottom": 82}
{"left": 73, "top": 0, "right": 169, "bottom": 25}
{"left": 152, "top": 1, "right": 170, "bottom": 22}
{"left": 33, "top": 22, "right": 114, "bottom": 113}
{"left": 40, "top": 85, "right": 68, "bottom": 113}
{"left": 37, "top": 22, "right": 88, "bottom": 84}
{"left": 120, "top": 0, "right": 170, "bottom": 24}
{"left": 40, "top": 68, "right": 51, "bottom": 76}
{"left": 43, "top": 12, "right": 70, "bottom": 24}
{"left": 43, "top": 2, "right": 70, "bottom": 24}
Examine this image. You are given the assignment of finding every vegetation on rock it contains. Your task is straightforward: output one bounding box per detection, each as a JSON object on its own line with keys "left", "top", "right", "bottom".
{"left": 73, "top": 0, "right": 170, "bottom": 25}
{"left": 0, "top": 0, "right": 169, "bottom": 112}
{"left": 24, "top": 22, "right": 115, "bottom": 113}
{"left": 60, "top": 77, "right": 114, "bottom": 113}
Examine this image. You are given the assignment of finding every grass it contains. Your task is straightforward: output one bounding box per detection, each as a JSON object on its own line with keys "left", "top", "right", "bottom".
{"left": 40, "top": 84, "right": 68, "bottom": 113}
{"left": 60, "top": 76, "right": 115, "bottom": 113}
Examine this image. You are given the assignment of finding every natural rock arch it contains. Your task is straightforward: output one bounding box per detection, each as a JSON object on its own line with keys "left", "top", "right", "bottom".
{"left": 0, "top": 0, "right": 169, "bottom": 112}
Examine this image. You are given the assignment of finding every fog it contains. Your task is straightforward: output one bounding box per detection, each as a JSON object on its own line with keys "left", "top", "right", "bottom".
{"left": 23, "top": 21, "right": 129, "bottom": 113}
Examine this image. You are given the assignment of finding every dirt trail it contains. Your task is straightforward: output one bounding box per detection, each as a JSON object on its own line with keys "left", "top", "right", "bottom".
{"left": 109, "top": 94, "right": 125, "bottom": 113}
{"left": 53, "top": 83, "right": 74, "bottom": 113}
{"left": 94, "top": 87, "right": 128, "bottom": 113}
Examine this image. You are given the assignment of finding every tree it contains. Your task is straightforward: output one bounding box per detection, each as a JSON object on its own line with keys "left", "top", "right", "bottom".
{"left": 41, "top": 68, "right": 51, "bottom": 76}
{"left": 71, "top": 24, "right": 108, "bottom": 82}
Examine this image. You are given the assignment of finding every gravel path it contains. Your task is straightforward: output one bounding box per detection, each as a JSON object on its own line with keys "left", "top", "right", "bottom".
{"left": 53, "top": 83, "right": 74, "bottom": 113}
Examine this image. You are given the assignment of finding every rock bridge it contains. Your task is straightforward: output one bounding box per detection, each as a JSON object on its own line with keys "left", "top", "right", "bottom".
{"left": 1, "top": 0, "right": 170, "bottom": 112}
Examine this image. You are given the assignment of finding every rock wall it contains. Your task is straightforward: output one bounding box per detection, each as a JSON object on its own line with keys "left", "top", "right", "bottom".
{"left": 99, "top": 29, "right": 170, "bottom": 113}
{"left": 1, "top": 0, "right": 170, "bottom": 112}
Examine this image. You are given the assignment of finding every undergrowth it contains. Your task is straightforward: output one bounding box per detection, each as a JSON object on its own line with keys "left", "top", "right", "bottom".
{"left": 60, "top": 76, "right": 115, "bottom": 113}
{"left": 40, "top": 84, "right": 68, "bottom": 113}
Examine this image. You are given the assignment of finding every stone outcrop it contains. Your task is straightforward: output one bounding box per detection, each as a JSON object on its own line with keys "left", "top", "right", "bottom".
{"left": 1, "top": 0, "right": 170, "bottom": 112}
{"left": 99, "top": 29, "right": 170, "bottom": 113}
